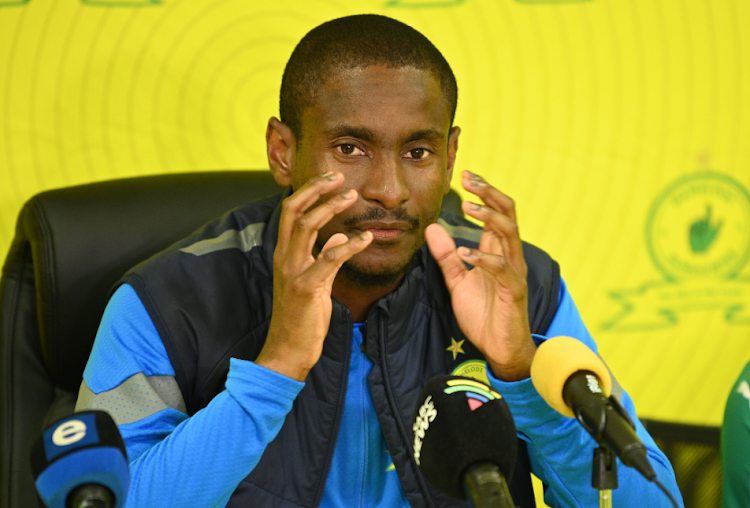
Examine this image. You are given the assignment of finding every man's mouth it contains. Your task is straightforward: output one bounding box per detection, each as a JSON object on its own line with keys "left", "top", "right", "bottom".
{"left": 353, "top": 221, "right": 412, "bottom": 242}
{"left": 343, "top": 207, "right": 421, "bottom": 244}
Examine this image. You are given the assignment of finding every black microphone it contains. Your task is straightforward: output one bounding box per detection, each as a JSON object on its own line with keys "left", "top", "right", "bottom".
{"left": 30, "top": 410, "right": 130, "bottom": 508}
{"left": 412, "top": 375, "right": 518, "bottom": 508}
{"left": 530, "top": 336, "right": 656, "bottom": 481}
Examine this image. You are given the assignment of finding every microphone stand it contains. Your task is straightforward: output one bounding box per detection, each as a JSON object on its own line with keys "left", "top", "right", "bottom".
{"left": 591, "top": 446, "right": 617, "bottom": 508}
{"left": 463, "top": 462, "right": 518, "bottom": 508}
{"left": 571, "top": 390, "right": 633, "bottom": 508}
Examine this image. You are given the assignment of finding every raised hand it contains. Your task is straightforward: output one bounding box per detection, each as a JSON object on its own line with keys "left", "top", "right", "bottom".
{"left": 425, "top": 171, "right": 535, "bottom": 382}
{"left": 255, "top": 172, "right": 373, "bottom": 381}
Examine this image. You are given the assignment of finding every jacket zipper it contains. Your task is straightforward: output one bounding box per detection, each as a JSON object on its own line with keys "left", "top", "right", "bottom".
{"left": 312, "top": 307, "right": 352, "bottom": 508}
{"left": 378, "top": 317, "right": 435, "bottom": 508}
{"left": 358, "top": 329, "right": 369, "bottom": 508}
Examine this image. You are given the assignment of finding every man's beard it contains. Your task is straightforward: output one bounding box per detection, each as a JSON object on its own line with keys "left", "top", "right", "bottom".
{"left": 325, "top": 205, "right": 426, "bottom": 288}
{"left": 338, "top": 248, "right": 421, "bottom": 287}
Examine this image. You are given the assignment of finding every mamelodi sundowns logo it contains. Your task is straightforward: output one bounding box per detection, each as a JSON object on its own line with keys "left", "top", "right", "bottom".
{"left": 451, "top": 359, "right": 490, "bottom": 385}
{"left": 603, "top": 171, "right": 750, "bottom": 331}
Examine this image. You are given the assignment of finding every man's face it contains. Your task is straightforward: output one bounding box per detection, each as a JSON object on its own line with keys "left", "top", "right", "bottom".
{"left": 288, "top": 65, "right": 459, "bottom": 286}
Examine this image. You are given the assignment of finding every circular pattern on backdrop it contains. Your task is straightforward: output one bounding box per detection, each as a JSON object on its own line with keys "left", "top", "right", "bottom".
{"left": 0, "top": 0, "right": 748, "bottom": 429}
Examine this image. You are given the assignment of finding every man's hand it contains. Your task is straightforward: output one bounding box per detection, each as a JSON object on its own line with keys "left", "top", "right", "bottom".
{"left": 425, "top": 171, "right": 535, "bottom": 382}
{"left": 255, "top": 172, "right": 373, "bottom": 381}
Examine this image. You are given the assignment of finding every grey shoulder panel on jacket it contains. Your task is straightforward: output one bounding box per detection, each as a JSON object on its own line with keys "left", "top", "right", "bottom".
{"left": 179, "top": 222, "right": 265, "bottom": 256}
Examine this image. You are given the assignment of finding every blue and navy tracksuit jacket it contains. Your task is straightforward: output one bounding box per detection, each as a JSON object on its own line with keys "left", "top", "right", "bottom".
{"left": 76, "top": 192, "right": 683, "bottom": 507}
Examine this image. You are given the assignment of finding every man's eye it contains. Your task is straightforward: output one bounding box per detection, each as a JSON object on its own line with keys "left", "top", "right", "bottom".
{"left": 407, "top": 148, "right": 430, "bottom": 160}
{"left": 337, "top": 144, "right": 364, "bottom": 156}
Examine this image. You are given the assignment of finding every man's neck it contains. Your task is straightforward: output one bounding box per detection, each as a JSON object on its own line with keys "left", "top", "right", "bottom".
{"left": 331, "top": 274, "right": 403, "bottom": 323}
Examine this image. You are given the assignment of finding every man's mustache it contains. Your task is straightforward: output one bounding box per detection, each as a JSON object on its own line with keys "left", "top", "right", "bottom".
{"left": 343, "top": 206, "right": 421, "bottom": 229}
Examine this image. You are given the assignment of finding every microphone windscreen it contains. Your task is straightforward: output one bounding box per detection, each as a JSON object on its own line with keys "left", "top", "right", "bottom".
{"left": 530, "top": 336, "right": 612, "bottom": 418}
{"left": 30, "top": 411, "right": 129, "bottom": 508}
{"left": 413, "top": 375, "right": 517, "bottom": 500}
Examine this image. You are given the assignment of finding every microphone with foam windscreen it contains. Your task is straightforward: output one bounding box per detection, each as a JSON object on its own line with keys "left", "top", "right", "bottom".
{"left": 530, "top": 336, "right": 656, "bottom": 481}
{"left": 412, "top": 375, "right": 518, "bottom": 508}
{"left": 30, "top": 410, "right": 130, "bottom": 508}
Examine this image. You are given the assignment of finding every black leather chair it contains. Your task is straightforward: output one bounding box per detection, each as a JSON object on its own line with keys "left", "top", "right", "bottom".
{"left": 0, "top": 170, "right": 465, "bottom": 507}
{"left": 0, "top": 171, "right": 286, "bottom": 507}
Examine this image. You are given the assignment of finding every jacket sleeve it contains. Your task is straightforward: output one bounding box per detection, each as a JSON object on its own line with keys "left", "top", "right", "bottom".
{"left": 75, "top": 284, "right": 304, "bottom": 508}
{"left": 487, "top": 279, "right": 684, "bottom": 508}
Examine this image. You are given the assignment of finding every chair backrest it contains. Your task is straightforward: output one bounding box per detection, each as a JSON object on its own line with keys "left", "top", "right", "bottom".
{"left": 641, "top": 418, "right": 722, "bottom": 508}
{"left": 0, "top": 170, "right": 466, "bottom": 507}
{"left": 0, "top": 171, "right": 285, "bottom": 508}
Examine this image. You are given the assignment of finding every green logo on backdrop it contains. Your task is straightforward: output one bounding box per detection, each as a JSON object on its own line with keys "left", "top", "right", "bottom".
{"left": 602, "top": 171, "right": 750, "bottom": 331}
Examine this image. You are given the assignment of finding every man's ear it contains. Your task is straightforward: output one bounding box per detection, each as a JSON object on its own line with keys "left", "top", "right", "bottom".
{"left": 445, "top": 126, "right": 461, "bottom": 194}
{"left": 266, "top": 117, "right": 296, "bottom": 187}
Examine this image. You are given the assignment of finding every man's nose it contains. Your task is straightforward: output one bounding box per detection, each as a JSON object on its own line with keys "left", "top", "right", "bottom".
{"left": 360, "top": 155, "right": 410, "bottom": 209}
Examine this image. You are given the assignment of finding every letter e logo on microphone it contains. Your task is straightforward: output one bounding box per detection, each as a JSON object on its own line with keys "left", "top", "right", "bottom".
{"left": 43, "top": 413, "right": 100, "bottom": 461}
{"left": 52, "top": 420, "right": 87, "bottom": 446}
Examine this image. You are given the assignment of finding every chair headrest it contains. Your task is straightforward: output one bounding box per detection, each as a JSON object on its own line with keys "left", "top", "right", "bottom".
{"left": 6, "top": 171, "right": 284, "bottom": 391}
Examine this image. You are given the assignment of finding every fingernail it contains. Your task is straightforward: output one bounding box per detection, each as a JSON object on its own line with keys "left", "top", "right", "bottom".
{"left": 340, "top": 190, "right": 353, "bottom": 199}
{"left": 460, "top": 247, "right": 472, "bottom": 257}
{"left": 360, "top": 231, "right": 372, "bottom": 240}
{"left": 322, "top": 172, "right": 337, "bottom": 181}
{"left": 470, "top": 179, "right": 486, "bottom": 187}
{"left": 469, "top": 202, "right": 482, "bottom": 211}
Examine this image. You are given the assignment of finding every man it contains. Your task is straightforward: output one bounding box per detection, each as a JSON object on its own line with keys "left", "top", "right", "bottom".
{"left": 76, "top": 14, "right": 682, "bottom": 507}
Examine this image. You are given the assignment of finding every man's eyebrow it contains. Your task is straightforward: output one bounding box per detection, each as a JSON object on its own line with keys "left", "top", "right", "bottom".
{"left": 322, "top": 126, "right": 445, "bottom": 144}
{"left": 323, "top": 125, "right": 376, "bottom": 142}
{"left": 404, "top": 129, "right": 444, "bottom": 144}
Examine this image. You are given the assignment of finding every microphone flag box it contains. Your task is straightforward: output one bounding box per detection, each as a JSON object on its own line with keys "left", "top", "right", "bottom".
{"left": 30, "top": 410, "right": 130, "bottom": 508}
{"left": 412, "top": 375, "right": 518, "bottom": 500}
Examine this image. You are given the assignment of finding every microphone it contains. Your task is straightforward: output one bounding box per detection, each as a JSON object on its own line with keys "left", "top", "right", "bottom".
{"left": 530, "top": 336, "right": 656, "bottom": 481}
{"left": 412, "top": 375, "right": 518, "bottom": 508}
{"left": 30, "top": 410, "right": 130, "bottom": 508}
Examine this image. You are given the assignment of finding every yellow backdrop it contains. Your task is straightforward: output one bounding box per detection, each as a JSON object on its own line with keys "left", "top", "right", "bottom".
{"left": 2, "top": 0, "right": 749, "bottom": 431}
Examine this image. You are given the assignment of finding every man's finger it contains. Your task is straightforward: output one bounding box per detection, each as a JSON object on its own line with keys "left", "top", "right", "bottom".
{"left": 461, "top": 202, "right": 525, "bottom": 274}
{"left": 460, "top": 171, "right": 517, "bottom": 223}
{"left": 285, "top": 189, "right": 359, "bottom": 269}
{"left": 456, "top": 247, "right": 526, "bottom": 296}
{"left": 304, "top": 231, "right": 374, "bottom": 286}
{"left": 277, "top": 172, "right": 344, "bottom": 250}
{"left": 424, "top": 223, "right": 467, "bottom": 293}
{"left": 318, "top": 231, "right": 350, "bottom": 255}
